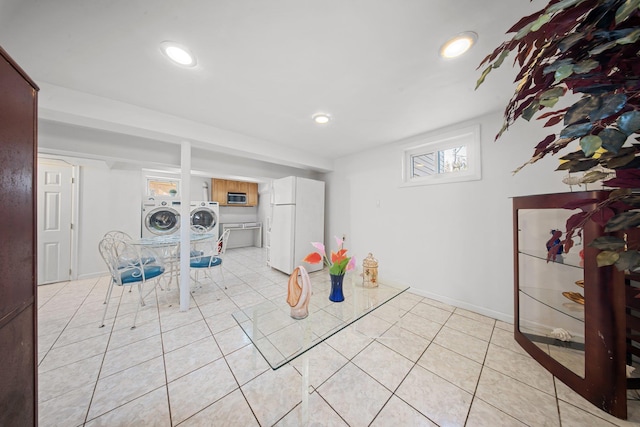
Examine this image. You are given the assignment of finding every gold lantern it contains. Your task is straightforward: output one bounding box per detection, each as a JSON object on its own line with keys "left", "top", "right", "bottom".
{"left": 363, "top": 253, "right": 378, "bottom": 288}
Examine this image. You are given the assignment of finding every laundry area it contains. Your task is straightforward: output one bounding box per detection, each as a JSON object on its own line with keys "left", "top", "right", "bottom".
{"left": 141, "top": 175, "right": 259, "bottom": 245}
{"left": 35, "top": 155, "right": 324, "bottom": 285}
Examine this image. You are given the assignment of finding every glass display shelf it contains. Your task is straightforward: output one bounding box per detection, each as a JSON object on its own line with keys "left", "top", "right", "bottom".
{"left": 518, "top": 249, "right": 584, "bottom": 269}
{"left": 232, "top": 276, "right": 409, "bottom": 370}
{"left": 520, "top": 286, "right": 585, "bottom": 323}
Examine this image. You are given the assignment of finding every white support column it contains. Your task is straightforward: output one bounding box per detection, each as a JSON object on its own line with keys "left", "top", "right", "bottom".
{"left": 179, "top": 141, "right": 192, "bottom": 311}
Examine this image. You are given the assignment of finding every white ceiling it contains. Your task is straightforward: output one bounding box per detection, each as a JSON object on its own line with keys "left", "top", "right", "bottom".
{"left": 0, "top": 0, "right": 546, "bottom": 171}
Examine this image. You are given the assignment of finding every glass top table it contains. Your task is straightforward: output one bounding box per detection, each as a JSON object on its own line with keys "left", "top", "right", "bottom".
{"left": 232, "top": 274, "right": 409, "bottom": 370}
{"left": 131, "top": 232, "right": 216, "bottom": 246}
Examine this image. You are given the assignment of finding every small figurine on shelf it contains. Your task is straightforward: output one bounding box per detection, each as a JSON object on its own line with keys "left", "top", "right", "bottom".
{"left": 548, "top": 328, "right": 572, "bottom": 342}
{"left": 546, "top": 229, "right": 564, "bottom": 263}
{"left": 562, "top": 291, "right": 585, "bottom": 305}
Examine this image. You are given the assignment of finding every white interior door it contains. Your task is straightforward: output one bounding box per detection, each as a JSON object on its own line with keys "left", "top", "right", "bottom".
{"left": 37, "top": 159, "right": 73, "bottom": 285}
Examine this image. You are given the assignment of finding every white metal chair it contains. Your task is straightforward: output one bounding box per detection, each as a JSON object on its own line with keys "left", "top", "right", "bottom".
{"left": 98, "top": 236, "right": 166, "bottom": 329}
{"left": 103, "top": 230, "right": 132, "bottom": 241}
{"left": 101, "top": 230, "right": 134, "bottom": 303}
{"left": 190, "top": 229, "right": 230, "bottom": 290}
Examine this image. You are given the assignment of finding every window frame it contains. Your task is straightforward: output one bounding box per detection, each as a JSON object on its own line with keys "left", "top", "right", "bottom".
{"left": 146, "top": 176, "right": 181, "bottom": 197}
{"left": 401, "top": 124, "right": 481, "bottom": 186}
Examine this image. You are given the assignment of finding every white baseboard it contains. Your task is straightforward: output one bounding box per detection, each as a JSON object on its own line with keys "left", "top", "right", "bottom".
{"left": 407, "top": 287, "right": 514, "bottom": 324}
{"left": 77, "top": 271, "right": 107, "bottom": 281}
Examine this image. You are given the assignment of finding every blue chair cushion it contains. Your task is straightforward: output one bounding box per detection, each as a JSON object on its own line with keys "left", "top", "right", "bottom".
{"left": 190, "top": 256, "right": 222, "bottom": 269}
{"left": 120, "top": 265, "right": 165, "bottom": 284}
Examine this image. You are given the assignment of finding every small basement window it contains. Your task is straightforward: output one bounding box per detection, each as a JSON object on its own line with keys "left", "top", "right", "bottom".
{"left": 402, "top": 124, "right": 481, "bottom": 186}
{"left": 147, "top": 177, "right": 180, "bottom": 197}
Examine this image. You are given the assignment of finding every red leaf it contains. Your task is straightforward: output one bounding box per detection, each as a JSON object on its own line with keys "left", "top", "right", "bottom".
{"left": 610, "top": 201, "right": 635, "bottom": 213}
{"left": 537, "top": 108, "right": 569, "bottom": 119}
{"left": 591, "top": 207, "right": 615, "bottom": 227}
{"left": 566, "top": 211, "right": 589, "bottom": 231}
{"left": 544, "top": 115, "right": 564, "bottom": 127}
{"left": 506, "top": 10, "right": 544, "bottom": 34}
{"left": 564, "top": 237, "right": 574, "bottom": 253}
{"left": 533, "top": 134, "right": 556, "bottom": 156}
{"left": 603, "top": 178, "right": 640, "bottom": 188}
{"left": 553, "top": 2, "right": 600, "bottom": 32}
{"left": 516, "top": 42, "right": 533, "bottom": 69}
{"left": 513, "top": 84, "right": 539, "bottom": 103}
{"left": 514, "top": 97, "right": 537, "bottom": 120}
{"left": 477, "top": 41, "right": 512, "bottom": 69}
{"left": 615, "top": 169, "right": 640, "bottom": 179}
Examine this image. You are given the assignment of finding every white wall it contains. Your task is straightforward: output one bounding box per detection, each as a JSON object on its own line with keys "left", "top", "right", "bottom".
{"left": 324, "top": 110, "right": 568, "bottom": 322}
{"left": 73, "top": 160, "right": 143, "bottom": 278}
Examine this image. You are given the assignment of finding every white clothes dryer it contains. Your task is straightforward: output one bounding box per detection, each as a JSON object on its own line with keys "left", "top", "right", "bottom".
{"left": 190, "top": 201, "right": 219, "bottom": 238}
{"left": 141, "top": 198, "right": 182, "bottom": 238}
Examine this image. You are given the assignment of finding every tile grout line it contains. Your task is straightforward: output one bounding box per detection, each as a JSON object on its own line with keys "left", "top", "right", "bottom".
{"left": 380, "top": 306, "right": 451, "bottom": 426}
{"left": 183, "top": 274, "right": 263, "bottom": 426}
{"left": 37, "top": 277, "right": 104, "bottom": 371}
{"left": 82, "top": 282, "right": 128, "bottom": 426}
{"left": 154, "top": 286, "right": 176, "bottom": 427}
{"left": 462, "top": 320, "right": 496, "bottom": 426}
{"left": 312, "top": 303, "right": 446, "bottom": 426}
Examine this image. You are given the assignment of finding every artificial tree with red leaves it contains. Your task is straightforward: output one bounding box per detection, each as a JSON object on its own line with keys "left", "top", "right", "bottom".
{"left": 477, "top": 0, "right": 640, "bottom": 271}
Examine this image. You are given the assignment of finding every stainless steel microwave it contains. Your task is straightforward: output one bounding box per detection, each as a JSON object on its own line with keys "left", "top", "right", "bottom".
{"left": 227, "top": 192, "right": 247, "bottom": 204}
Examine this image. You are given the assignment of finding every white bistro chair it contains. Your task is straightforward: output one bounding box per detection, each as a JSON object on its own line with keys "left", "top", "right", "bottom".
{"left": 101, "top": 230, "right": 133, "bottom": 303}
{"left": 98, "top": 236, "right": 166, "bottom": 329}
{"left": 189, "top": 228, "right": 231, "bottom": 290}
{"left": 103, "top": 230, "right": 132, "bottom": 241}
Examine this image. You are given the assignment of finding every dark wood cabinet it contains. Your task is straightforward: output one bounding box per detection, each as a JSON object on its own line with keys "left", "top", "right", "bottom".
{"left": 513, "top": 191, "right": 634, "bottom": 419}
{"left": 0, "top": 46, "right": 39, "bottom": 425}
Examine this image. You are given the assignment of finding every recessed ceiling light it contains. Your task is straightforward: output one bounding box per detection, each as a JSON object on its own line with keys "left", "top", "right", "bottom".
{"left": 160, "top": 41, "right": 197, "bottom": 67}
{"left": 440, "top": 32, "right": 478, "bottom": 59}
{"left": 313, "top": 113, "right": 331, "bottom": 124}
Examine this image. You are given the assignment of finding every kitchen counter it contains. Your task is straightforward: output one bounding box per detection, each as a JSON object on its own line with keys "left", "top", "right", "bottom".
{"left": 221, "top": 222, "right": 262, "bottom": 248}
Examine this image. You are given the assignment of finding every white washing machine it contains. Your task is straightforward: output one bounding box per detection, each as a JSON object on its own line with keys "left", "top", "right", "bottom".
{"left": 190, "top": 201, "right": 219, "bottom": 237}
{"left": 141, "top": 197, "right": 182, "bottom": 238}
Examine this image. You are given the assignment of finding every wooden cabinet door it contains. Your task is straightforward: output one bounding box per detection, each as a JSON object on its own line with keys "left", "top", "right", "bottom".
{"left": 226, "top": 180, "right": 240, "bottom": 193}
{"left": 211, "top": 179, "right": 227, "bottom": 205}
{"left": 235, "top": 181, "right": 248, "bottom": 195}
{"left": 0, "top": 46, "right": 38, "bottom": 426}
{"left": 247, "top": 182, "right": 258, "bottom": 206}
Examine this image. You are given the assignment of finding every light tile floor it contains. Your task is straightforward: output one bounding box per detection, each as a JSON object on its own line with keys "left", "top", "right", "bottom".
{"left": 37, "top": 247, "right": 640, "bottom": 426}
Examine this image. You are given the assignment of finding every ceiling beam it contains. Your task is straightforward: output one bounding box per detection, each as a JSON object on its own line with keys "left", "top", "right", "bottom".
{"left": 37, "top": 82, "right": 334, "bottom": 172}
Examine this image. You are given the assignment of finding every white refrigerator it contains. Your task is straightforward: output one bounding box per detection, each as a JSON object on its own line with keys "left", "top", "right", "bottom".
{"left": 269, "top": 176, "right": 325, "bottom": 275}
